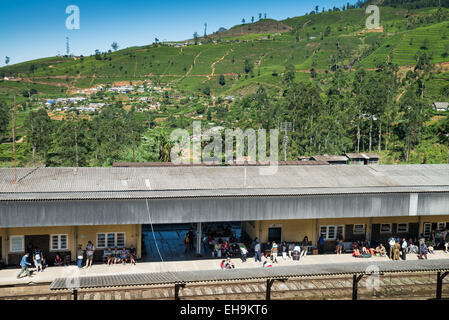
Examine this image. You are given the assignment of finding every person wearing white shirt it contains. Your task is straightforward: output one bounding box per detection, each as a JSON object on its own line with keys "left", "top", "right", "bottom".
{"left": 401, "top": 238, "right": 407, "bottom": 260}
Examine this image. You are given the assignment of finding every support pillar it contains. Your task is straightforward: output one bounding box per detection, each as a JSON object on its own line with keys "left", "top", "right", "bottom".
{"left": 74, "top": 226, "right": 78, "bottom": 262}
{"left": 197, "top": 222, "right": 202, "bottom": 256}
{"left": 266, "top": 279, "right": 274, "bottom": 300}
{"left": 368, "top": 217, "right": 373, "bottom": 243}
{"left": 136, "top": 225, "right": 140, "bottom": 259}
{"left": 175, "top": 283, "right": 186, "bottom": 300}
{"left": 72, "top": 289, "right": 78, "bottom": 300}
{"left": 418, "top": 216, "right": 422, "bottom": 238}
{"left": 5, "top": 228, "right": 8, "bottom": 265}
{"left": 266, "top": 278, "right": 287, "bottom": 300}
{"left": 436, "top": 271, "right": 449, "bottom": 300}
{"left": 352, "top": 274, "right": 364, "bottom": 300}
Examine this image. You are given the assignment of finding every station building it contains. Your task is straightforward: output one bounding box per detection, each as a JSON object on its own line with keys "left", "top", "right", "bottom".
{"left": 0, "top": 164, "right": 449, "bottom": 264}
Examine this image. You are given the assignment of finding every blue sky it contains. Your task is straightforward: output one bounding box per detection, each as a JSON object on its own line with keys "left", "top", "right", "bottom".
{"left": 0, "top": 0, "right": 352, "bottom": 67}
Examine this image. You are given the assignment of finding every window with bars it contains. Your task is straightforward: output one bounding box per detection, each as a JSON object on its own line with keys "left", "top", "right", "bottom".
{"left": 320, "top": 226, "right": 344, "bottom": 240}
{"left": 423, "top": 223, "right": 432, "bottom": 237}
{"left": 51, "top": 234, "right": 68, "bottom": 250}
{"left": 396, "top": 223, "right": 408, "bottom": 233}
{"left": 10, "top": 235, "right": 24, "bottom": 252}
{"left": 353, "top": 224, "right": 365, "bottom": 235}
{"left": 380, "top": 224, "right": 391, "bottom": 233}
{"left": 96, "top": 233, "right": 126, "bottom": 248}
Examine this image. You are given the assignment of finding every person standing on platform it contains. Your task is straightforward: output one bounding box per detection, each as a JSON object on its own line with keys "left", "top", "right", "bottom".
{"left": 17, "top": 253, "right": 32, "bottom": 279}
{"left": 187, "top": 228, "right": 195, "bottom": 252}
{"left": 254, "top": 240, "right": 261, "bottom": 262}
{"left": 85, "top": 241, "right": 95, "bottom": 268}
{"left": 401, "top": 238, "right": 407, "bottom": 260}
{"left": 389, "top": 237, "right": 396, "bottom": 259}
{"left": 281, "top": 241, "right": 288, "bottom": 260}
{"left": 271, "top": 242, "right": 278, "bottom": 263}
{"left": 393, "top": 241, "right": 401, "bottom": 260}
{"left": 77, "top": 245, "right": 84, "bottom": 268}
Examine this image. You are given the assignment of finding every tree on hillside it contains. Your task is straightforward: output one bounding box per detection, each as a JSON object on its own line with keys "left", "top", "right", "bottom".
{"left": 283, "top": 63, "right": 296, "bottom": 85}
{"left": 315, "top": 5, "right": 319, "bottom": 13}
{"left": 242, "top": 18, "right": 245, "bottom": 24}
{"left": 259, "top": 13, "right": 262, "bottom": 20}
{"left": 264, "top": 13, "right": 267, "bottom": 19}
{"left": 193, "top": 32, "right": 199, "bottom": 45}
{"left": 5, "top": 56, "right": 9, "bottom": 65}
{"left": 94, "top": 49, "right": 101, "bottom": 60}
{"left": 25, "top": 108, "right": 53, "bottom": 164}
{"left": 251, "top": 16, "right": 254, "bottom": 23}
{"left": 0, "top": 101, "right": 9, "bottom": 139}
{"left": 219, "top": 74, "right": 226, "bottom": 86}
{"left": 111, "top": 42, "right": 119, "bottom": 51}
{"left": 244, "top": 59, "right": 253, "bottom": 74}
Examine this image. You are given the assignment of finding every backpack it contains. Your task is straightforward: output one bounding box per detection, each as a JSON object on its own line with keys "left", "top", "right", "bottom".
{"left": 184, "top": 235, "right": 189, "bottom": 244}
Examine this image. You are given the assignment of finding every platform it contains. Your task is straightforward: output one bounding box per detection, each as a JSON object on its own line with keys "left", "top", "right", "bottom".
{"left": 1, "top": 251, "right": 447, "bottom": 287}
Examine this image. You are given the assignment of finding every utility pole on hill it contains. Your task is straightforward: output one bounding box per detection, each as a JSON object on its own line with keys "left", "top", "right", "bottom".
{"left": 12, "top": 95, "right": 18, "bottom": 184}
{"left": 66, "top": 37, "right": 70, "bottom": 56}
{"left": 281, "top": 122, "right": 292, "bottom": 161}
{"left": 204, "top": 23, "right": 207, "bottom": 37}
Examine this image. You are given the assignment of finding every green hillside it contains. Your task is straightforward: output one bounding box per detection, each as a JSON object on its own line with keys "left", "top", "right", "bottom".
{"left": 1, "top": 6, "right": 448, "bottom": 99}
{"left": 0, "top": 4, "right": 448, "bottom": 167}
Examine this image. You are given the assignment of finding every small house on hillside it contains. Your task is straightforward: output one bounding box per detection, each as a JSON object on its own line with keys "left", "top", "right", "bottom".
{"left": 433, "top": 102, "right": 449, "bottom": 112}
{"left": 345, "top": 153, "right": 379, "bottom": 165}
{"left": 311, "top": 155, "right": 348, "bottom": 165}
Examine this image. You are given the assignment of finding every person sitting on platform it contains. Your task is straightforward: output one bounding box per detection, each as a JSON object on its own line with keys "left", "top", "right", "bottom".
{"left": 407, "top": 238, "right": 418, "bottom": 254}
{"left": 113, "top": 247, "right": 120, "bottom": 264}
{"left": 225, "top": 258, "right": 235, "bottom": 269}
{"left": 428, "top": 243, "right": 435, "bottom": 254}
{"left": 105, "top": 247, "right": 114, "bottom": 265}
{"left": 288, "top": 242, "right": 295, "bottom": 259}
{"left": 129, "top": 244, "right": 137, "bottom": 265}
{"left": 120, "top": 248, "right": 129, "bottom": 264}
{"left": 292, "top": 243, "right": 301, "bottom": 261}
{"left": 231, "top": 242, "right": 240, "bottom": 256}
{"left": 262, "top": 261, "right": 272, "bottom": 268}
{"left": 352, "top": 248, "right": 362, "bottom": 258}
{"left": 222, "top": 241, "right": 230, "bottom": 258}
{"left": 53, "top": 253, "right": 63, "bottom": 266}
{"left": 214, "top": 242, "right": 221, "bottom": 258}
{"left": 375, "top": 243, "right": 386, "bottom": 257}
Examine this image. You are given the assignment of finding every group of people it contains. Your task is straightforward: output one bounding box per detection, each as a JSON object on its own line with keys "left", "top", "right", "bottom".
{"left": 103, "top": 245, "right": 137, "bottom": 266}
{"left": 350, "top": 235, "right": 439, "bottom": 260}
{"left": 183, "top": 228, "right": 196, "bottom": 254}
{"left": 252, "top": 237, "right": 310, "bottom": 263}
{"left": 17, "top": 249, "right": 45, "bottom": 278}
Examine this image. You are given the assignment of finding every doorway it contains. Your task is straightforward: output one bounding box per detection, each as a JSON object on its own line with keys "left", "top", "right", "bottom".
{"left": 268, "top": 227, "right": 282, "bottom": 243}
{"left": 25, "top": 235, "right": 50, "bottom": 262}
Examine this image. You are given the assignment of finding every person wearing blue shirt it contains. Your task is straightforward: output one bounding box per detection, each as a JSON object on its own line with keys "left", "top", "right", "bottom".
{"left": 17, "top": 253, "right": 32, "bottom": 278}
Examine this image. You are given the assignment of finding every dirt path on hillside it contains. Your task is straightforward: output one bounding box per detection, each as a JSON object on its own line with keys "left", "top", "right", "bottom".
{"left": 210, "top": 49, "right": 233, "bottom": 78}
{"left": 133, "top": 56, "right": 138, "bottom": 77}
{"left": 89, "top": 66, "right": 97, "bottom": 87}
{"left": 186, "top": 51, "right": 203, "bottom": 76}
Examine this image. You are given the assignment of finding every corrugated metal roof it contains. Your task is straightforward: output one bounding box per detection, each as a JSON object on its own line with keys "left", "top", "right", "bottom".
{"left": 1, "top": 164, "right": 448, "bottom": 201}
{"left": 311, "top": 155, "right": 348, "bottom": 162}
{"left": 49, "top": 259, "right": 449, "bottom": 290}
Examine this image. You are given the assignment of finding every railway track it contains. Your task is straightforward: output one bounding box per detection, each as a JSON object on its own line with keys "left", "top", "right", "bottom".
{"left": 1, "top": 272, "right": 448, "bottom": 300}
